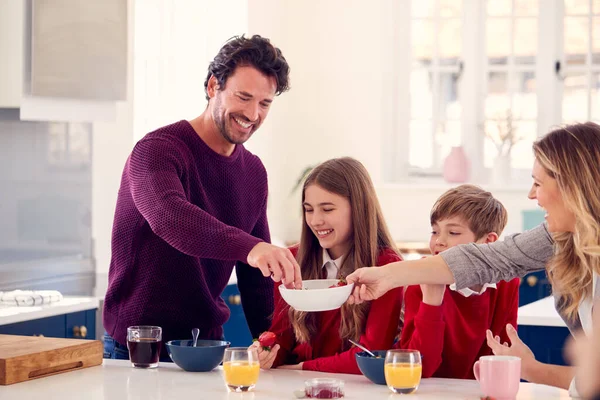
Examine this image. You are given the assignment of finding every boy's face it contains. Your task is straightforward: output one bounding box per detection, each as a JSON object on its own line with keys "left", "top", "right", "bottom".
{"left": 429, "top": 216, "right": 485, "bottom": 255}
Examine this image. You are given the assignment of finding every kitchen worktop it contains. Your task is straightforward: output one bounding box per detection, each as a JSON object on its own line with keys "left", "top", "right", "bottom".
{"left": 517, "top": 296, "right": 566, "bottom": 327}
{"left": 0, "top": 296, "right": 99, "bottom": 326}
{"left": 0, "top": 359, "right": 571, "bottom": 399}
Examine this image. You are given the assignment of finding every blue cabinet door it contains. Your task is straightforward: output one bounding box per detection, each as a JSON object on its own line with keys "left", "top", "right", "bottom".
{"left": 0, "top": 309, "right": 97, "bottom": 339}
{"left": 0, "top": 314, "right": 66, "bottom": 338}
{"left": 221, "top": 285, "right": 253, "bottom": 347}
{"left": 66, "top": 309, "right": 96, "bottom": 339}
{"left": 517, "top": 325, "right": 571, "bottom": 366}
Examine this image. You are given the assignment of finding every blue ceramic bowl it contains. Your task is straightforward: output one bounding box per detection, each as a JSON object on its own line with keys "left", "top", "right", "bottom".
{"left": 166, "top": 339, "right": 230, "bottom": 372}
{"left": 355, "top": 350, "right": 387, "bottom": 385}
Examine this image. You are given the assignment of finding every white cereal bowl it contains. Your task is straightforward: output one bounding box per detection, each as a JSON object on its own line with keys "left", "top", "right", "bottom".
{"left": 278, "top": 279, "right": 355, "bottom": 312}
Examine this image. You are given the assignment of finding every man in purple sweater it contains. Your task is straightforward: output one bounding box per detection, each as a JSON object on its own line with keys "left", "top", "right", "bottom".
{"left": 103, "top": 35, "right": 301, "bottom": 358}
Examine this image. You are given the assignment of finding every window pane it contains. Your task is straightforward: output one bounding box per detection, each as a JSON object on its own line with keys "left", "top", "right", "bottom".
{"left": 411, "top": 69, "right": 433, "bottom": 119}
{"left": 563, "top": 73, "right": 589, "bottom": 122}
{"left": 594, "top": 17, "right": 600, "bottom": 64}
{"left": 409, "top": 120, "right": 433, "bottom": 168}
{"left": 412, "top": 0, "right": 434, "bottom": 18}
{"left": 514, "top": 19, "right": 537, "bottom": 64}
{"left": 592, "top": 73, "right": 600, "bottom": 120}
{"left": 515, "top": 0, "right": 538, "bottom": 16}
{"left": 487, "top": 18, "right": 510, "bottom": 65}
{"left": 509, "top": 121, "right": 536, "bottom": 169}
{"left": 565, "top": 0, "right": 589, "bottom": 14}
{"left": 436, "top": 120, "right": 461, "bottom": 150}
{"left": 438, "top": 72, "right": 461, "bottom": 120}
{"left": 488, "top": 0, "right": 511, "bottom": 16}
{"left": 483, "top": 120, "right": 536, "bottom": 169}
{"left": 439, "top": 0, "right": 462, "bottom": 18}
{"left": 513, "top": 72, "right": 537, "bottom": 119}
{"left": 565, "top": 17, "right": 589, "bottom": 66}
{"left": 486, "top": 72, "right": 509, "bottom": 119}
{"left": 412, "top": 20, "right": 434, "bottom": 67}
{"left": 439, "top": 19, "right": 462, "bottom": 65}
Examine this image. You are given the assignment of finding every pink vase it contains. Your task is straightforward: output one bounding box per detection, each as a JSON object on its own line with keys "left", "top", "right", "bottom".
{"left": 443, "top": 146, "right": 470, "bottom": 183}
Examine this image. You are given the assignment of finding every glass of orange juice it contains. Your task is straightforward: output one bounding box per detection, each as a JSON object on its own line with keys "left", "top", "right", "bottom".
{"left": 384, "top": 349, "right": 422, "bottom": 394}
{"left": 222, "top": 347, "right": 260, "bottom": 392}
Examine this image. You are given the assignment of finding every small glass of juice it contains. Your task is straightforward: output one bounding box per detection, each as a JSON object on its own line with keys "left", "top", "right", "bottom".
{"left": 384, "top": 349, "right": 422, "bottom": 394}
{"left": 222, "top": 347, "right": 260, "bottom": 392}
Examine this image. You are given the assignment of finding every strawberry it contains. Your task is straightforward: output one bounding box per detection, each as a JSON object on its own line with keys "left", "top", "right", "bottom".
{"left": 328, "top": 278, "right": 348, "bottom": 288}
{"left": 257, "top": 331, "right": 276, "bottom": 351}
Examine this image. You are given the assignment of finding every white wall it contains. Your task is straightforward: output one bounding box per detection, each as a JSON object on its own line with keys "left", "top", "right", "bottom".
{"left": 246, "top": 0, "right": 398, "bottom": 242}
{"left": 92, "top": 0, "right": 135, "bottom": 276}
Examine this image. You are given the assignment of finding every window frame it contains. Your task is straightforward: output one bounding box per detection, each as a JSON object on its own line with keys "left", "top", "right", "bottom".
{"left": 387, "top": 0, "right": 595, "bottom": 185}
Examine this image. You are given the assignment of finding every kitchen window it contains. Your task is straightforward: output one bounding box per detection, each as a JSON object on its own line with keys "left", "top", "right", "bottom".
{"left": 388, "top": 0, "right": 600, "bottom": 184}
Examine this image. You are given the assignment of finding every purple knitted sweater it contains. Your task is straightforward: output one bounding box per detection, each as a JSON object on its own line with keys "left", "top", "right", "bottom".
{"left": 103, "top": 120, "right": 273, "bottom": 346}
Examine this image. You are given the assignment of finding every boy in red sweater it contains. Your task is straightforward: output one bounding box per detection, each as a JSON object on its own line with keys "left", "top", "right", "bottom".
{"left": 398, "top": 184, "right": 519, "bottom": 379}
{"left": 250, "top": 157, "right": 403, "bottom": 374}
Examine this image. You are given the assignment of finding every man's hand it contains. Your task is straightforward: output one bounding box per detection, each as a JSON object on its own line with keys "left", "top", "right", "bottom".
{"left": 346, "top": 265, "right": 394, "bottom": 304}
{"left": 486, "top": 324, "right": 536, "bottom": 381}
{"left": 247, "top": 242, "right": 302, "bottom": 289}
{"left": 249, "top": 341, "right": 280, "bottom": 370}
{"left": 421, "top": 284, "right": 445, "bottom": 306}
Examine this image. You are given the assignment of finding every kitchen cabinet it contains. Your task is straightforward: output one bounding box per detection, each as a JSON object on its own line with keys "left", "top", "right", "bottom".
{"left": 30, "top": 0, "right": 127, "bottom": 101}
{"left": 221, "top": 284, "right": 253, "bottom": 347}
{"left": 0, "top": 0, "right": 127, "bottom": 122}
{"left": 518, "top": 325, "right": 571, "bottom": 366}
{"left": 0, "top": 309, "right": 96, "bottom": 340}
{"left": 0, "top": 0, "right": 24, "bottom": 108}
{"left": 517, "top": 296, "right": 570, "bottom": 366}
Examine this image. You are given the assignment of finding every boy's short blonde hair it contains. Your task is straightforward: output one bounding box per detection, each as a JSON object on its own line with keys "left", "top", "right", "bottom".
{"left": 430, "top": 184, "right": 508, "bottom": 239}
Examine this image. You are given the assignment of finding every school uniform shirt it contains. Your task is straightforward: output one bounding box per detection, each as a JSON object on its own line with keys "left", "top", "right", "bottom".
{"left": 399, "top": 278, "right": 520, "bottom": 379}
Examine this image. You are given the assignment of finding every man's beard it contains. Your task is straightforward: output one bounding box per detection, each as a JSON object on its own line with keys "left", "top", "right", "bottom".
{"left": 212, "top": 97, "right": 251, "bottom": 145}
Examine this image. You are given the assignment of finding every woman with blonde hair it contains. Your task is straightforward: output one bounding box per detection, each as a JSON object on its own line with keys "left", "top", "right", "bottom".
{"left": 347, "top": 122, "right": 600, "bottom": 394}
{"left": 250, "top": 157, "right": 403, "bottom": 373}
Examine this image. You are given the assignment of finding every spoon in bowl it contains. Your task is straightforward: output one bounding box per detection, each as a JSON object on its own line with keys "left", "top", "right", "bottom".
{"left": 192, "top": 328, "right": 199, "bottom": 347}
{"left": 348, "top": 339, "right": 376, "bottom": 357}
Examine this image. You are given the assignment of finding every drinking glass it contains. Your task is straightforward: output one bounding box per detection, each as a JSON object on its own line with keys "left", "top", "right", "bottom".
{"left": 127, "top": 325, "right": 162, "bottom": 369}
{"left": 384, "top": 349, "right": 422, "bottom": 394}
{"left": 222, "top": 347, "right": 260, "bottom": 392}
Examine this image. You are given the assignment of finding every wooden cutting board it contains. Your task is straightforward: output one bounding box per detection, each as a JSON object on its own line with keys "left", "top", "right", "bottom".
{"left": 0, "top": 334, "right": 103, "bottom": 385}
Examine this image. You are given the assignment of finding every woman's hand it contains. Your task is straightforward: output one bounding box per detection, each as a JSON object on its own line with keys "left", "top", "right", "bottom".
{"left": 249, "top": 341, "right": 280, "bottom": 369}
{"left": 346, "top": 265, "right": 395, "bottom": 304}
{"left": 486, "top": 324, "right": 537, "bottom": 381}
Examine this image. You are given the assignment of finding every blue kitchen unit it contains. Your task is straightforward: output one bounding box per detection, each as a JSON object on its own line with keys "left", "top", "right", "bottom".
{"left": 221, "top": 284, "right": 253, "bottom": 347}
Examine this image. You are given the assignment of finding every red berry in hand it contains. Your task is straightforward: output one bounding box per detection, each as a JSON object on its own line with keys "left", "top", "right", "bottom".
{"left": 258, "top": 331, "right": 276, "bottom": 350}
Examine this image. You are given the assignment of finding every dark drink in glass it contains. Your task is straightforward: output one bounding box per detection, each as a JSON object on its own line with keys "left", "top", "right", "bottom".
{"left": 127, "top": 326, "right": 162, "bottom": 368}
{"left": 127, "top": 338, "right": 161, "bottom": 368}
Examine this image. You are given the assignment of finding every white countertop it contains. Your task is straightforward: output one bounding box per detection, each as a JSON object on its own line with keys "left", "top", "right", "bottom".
{"left": 0, "top": 296, "right": 99, "bottom": 326}
{"left": 0, "top": 359, "right": 571, "bottom": 399}
{"left": 517, "top": 296, "right": 567, "bottom": 328}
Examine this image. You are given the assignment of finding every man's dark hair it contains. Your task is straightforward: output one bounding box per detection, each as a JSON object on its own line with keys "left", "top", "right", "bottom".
{"left": 204, "top": 35, "right": 290, "bottom": 101}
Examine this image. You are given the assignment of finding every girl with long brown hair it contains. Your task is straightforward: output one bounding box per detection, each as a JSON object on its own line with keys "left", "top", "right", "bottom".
{"left": 250, "top": 157, "right": 403, "bottom": 374}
